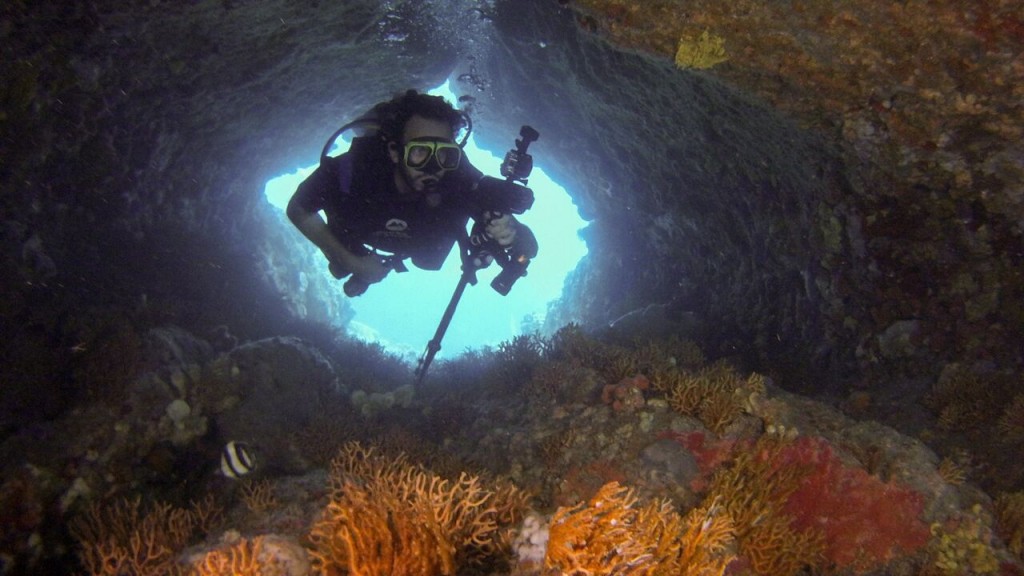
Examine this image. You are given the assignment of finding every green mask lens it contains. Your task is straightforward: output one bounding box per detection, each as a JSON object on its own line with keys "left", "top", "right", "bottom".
{"left": 403, "top": 140, "right": 462, "bottom": 172}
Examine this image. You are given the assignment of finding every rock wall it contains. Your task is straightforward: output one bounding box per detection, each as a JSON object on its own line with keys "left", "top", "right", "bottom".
{"left": 3, "top": 0, "right": 1020, "bottom": 409}
{"left": 1, "top": 0, "right": 465, "bottom": 426}
{"left": 471, "top": 1, "right": 854, "bottom": 386}
{"left": 468, "top": 0, "right": 1024, "bottom": 386}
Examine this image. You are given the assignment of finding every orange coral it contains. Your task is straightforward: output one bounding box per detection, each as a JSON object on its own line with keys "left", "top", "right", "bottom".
{"left": 307, "top": 442, "right": 528, "bottom": 576}
{"left": 190, "top": 536, "right": 264, "bottom": 575}
{"left": 70, "top": 496, "right": 217, "bottom": 576}
{"left": 310, "top": 482, "right": 454, "bottom": 576}
{"left": 544, "top": 481, "right": 735, "bottom": 576}
{"left": 667, "top": 499, "right": 736, "bottom": 576}
{"left": 662, "top": 362, "right": 764, "bottom": 434}
{"left": 240, "top": 479, "right": 278, "bottom": 513}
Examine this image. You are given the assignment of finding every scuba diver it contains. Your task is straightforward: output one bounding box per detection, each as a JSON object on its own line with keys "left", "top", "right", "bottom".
{"left": 287, "top": 89, "right": 538, "bottom": 297}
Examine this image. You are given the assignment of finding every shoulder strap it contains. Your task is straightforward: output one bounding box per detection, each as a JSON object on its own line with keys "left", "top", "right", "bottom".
{"left": 327, "top": 153, "right": 354, "bottom": 199}
{"left": 347, "top": 135, "right": 393, "bottom": 199}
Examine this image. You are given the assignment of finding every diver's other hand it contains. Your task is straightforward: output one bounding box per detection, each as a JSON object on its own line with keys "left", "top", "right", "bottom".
{"left": 484, "top": 212, "right": 517, "bottom": 247}
{"left": 352, "top": 253, "right": 390, "bottom": 284}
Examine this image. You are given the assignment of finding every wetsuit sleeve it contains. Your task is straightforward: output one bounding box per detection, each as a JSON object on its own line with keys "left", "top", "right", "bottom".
{"left": 289, "top": 157, "right": 339, "bottom": 214}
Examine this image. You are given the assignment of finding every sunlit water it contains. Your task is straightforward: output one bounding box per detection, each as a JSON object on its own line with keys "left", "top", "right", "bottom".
{"left": 265, "top": 85, "right": 587, "bottom": 359}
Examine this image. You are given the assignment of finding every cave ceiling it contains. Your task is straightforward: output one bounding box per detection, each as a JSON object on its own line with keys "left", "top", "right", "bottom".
{"left": 1, "top": 0, "right": 1022, "bottom": 400}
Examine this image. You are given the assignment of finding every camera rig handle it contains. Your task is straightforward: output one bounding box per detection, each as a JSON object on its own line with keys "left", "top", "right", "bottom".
{"left": 341, "top": 254, "right": 408, "bottom": 298}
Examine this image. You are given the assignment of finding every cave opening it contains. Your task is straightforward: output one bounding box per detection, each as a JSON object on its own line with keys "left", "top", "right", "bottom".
{"left": 262, "top": 83, "right": 588, "bottom": 360}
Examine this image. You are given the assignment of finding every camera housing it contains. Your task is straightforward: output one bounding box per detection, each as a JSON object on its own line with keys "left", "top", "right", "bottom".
{"left": 474, "top": 176, "right": 534, "bottom": 215}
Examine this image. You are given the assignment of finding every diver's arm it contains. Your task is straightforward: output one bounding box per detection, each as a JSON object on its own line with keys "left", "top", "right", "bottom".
{"left": 287, "top": 180, "right": 388, "bottom": 283}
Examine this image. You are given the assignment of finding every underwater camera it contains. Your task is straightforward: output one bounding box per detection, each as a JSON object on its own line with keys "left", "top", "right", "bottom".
{"left": 470, "top": 125, "right": 540, "bottom": 295}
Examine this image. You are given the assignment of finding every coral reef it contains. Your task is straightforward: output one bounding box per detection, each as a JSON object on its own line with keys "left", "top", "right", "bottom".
{"left": 544, "top": 481, "right": 735, "bottom": 575}
{"left": 566, "top": 0, "right": 1024, "bottom": 391}
{"left": 187, "top": 533, "right": 311, "bottom": 576}
{"left": 601, "top": 374, "right": 649, "bottom": 413}
{"left": 240, "top": 479, "right": 279, "bottom": 514}
{"left": 190, "top": 536, "right": 265, "bottom": 575}
{"left": 307, "top": 442, "right": 529, "bottom": 576}
{"left": 998, "top": 394, "right": 1024, "bottom": 445}
{"left": 925, "top": 363, "right": 1024, "bottom": 490}
{"left": 705, "top": 435, "right": 825, "bottom": 575}
{"left": 659, "top": 361, "right": 766, "bottom": 435}
{"left": 925, "top": 505, "right": 1002, "bottom": 576}
{"left": 69, "top": 495, "right": 222, "bottom": 576}
{"left": 781, "top": 437, "right": 931, "bottom": 573}
{"left": 996, "top": 491, "right": 1024, "bottom": 559}
{"left": 9, "top": 326, "right": 1024, "bottom": 575}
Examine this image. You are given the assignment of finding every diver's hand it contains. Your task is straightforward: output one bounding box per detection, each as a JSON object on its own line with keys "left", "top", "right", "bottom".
{"left": 351, "top": 253, "right": 390, "bottom": 285}
{"left": 484, "top": 212, "right": 517, "bottom": 247}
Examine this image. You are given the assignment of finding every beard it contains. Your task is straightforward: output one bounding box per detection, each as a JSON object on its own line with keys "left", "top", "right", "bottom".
{"left": 398, "top": 164, "right": 441, "bottom": 193}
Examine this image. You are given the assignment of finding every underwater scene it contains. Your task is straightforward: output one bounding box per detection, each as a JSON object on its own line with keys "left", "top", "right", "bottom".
{"left": 3, "top": 324, "right": 1022, "bottom": 575}
{"left": 2, "top": 0, "right": 1024, "bottom": 575}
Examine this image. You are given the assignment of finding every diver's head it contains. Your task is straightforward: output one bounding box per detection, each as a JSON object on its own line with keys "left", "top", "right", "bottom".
{"left": 390, "top": 114, "right": 462, "bottom": 194}
{"left": 377, "top": 90, "right": 467, "bottom": 194}
{"left": 377, "top": 90, "right": 467, "bottom": 143}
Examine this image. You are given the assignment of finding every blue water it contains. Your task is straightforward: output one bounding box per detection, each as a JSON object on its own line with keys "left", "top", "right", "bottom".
{"left": 265, "top": 88, "right": 587, "bottom": 359}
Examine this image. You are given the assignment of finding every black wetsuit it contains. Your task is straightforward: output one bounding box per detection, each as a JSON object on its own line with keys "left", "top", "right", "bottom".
{"left": 290, "top": 137, "right": 486, "bottom": 270}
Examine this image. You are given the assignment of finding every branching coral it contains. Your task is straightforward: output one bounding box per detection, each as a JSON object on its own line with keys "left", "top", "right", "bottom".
{"left": 995, "top": 491, "right": 1024, "bottom": 559}
{"left": 671, "top": 431, "right": 933, "bottom": 574}
{"left": 928, "top": 364, "right": 992, "bottom": 431}
{"left": 240, "top": 479, "right": 278, "bottom": 513}
{"left": 997, "top": 393, "right": 1024, "bottom": 444}
{"left": 307, "top": 442, "right": 529, "bottom": 576}
{"left": 706, "top": 434, "right": 825, "bottom": 575}
{"left": 310, "top": 483, "right": 454, "bottom": 576}
{"left": 662, "top": 362, "right": 765, "bottom": 434}
{"left": 927, "top": 364, "right": 1020, "bottom": 434}
{"left": 937, "top": 457, "right": 967, "bottom": 486}
{"left": 190, "top": 536, "right": 265, "bottom": 576}
{"left": 546, "top": 323, "right": 609, "bottom": 368}
{"left": 544, "top": 481, "right": 735, "bottom": 576}
{"left": 70, "top": 495, "right": 221, "bottom": 576}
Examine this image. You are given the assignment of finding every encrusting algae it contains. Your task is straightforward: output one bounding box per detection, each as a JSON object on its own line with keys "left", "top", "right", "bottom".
{"left": 674, "top": 29, "right": 728, "bottom": 70}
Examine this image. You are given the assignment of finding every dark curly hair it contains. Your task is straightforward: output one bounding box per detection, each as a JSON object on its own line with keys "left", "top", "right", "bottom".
{"left": 373, "top": 89, "right": 468, "bottom": 143}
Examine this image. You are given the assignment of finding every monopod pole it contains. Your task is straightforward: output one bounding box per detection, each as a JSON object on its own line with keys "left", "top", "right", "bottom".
{"left": 414, "top": 266, "right": 474, "bottom": 385}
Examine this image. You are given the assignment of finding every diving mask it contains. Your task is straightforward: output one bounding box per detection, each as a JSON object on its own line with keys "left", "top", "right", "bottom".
{"left": 403, "top": 138, "right": 462, "bottom": 173}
